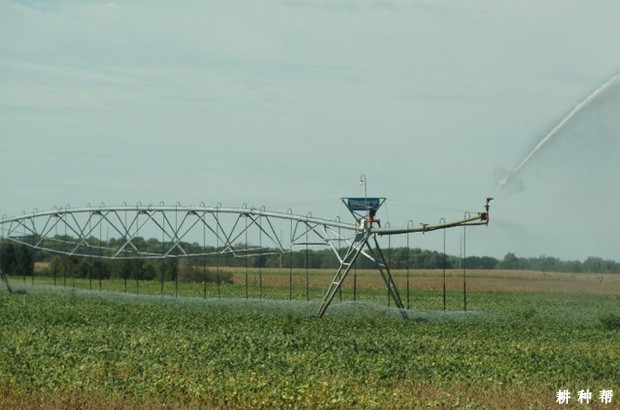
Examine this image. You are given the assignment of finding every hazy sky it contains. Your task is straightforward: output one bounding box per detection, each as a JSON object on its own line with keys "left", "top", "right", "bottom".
{"left": 1, "top": 0, "right": 619, "bottom": 261}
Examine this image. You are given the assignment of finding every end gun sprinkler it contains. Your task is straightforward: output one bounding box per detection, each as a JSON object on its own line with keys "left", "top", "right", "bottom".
{"left": 482, "top": 197, "right": 493, "bottom": 225}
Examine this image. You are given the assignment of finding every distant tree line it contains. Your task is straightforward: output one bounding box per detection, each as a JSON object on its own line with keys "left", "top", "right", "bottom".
{"left": 0, "top": 241, "right": 35, "bottom": 276}
{"left": 0, "top": 240, "right": 232, "bottom": 283}
{"left": 493, "top": 252, "right": 620, "bottom": 273}
{"left": 2, "top": 237, "right": 619, "bottom": 278}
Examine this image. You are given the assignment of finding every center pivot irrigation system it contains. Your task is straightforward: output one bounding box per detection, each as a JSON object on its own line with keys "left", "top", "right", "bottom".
{"left": 1, "top": 191, "right": 492, "bottom": 319}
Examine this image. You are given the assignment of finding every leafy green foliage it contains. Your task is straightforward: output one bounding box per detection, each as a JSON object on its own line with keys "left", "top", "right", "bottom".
{"left": 600, "top": 313, "right": 620, "bottom": 330}
{"left": 0, "top": 286, "right": 618, "bottom": 408}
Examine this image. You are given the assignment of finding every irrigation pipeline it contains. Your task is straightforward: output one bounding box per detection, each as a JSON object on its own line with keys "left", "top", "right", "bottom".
{"left": 0, "top": 199, "right": 492, "bottom": 318}
{"left": 0, "top": 202, "right": 490, "bottom": 259}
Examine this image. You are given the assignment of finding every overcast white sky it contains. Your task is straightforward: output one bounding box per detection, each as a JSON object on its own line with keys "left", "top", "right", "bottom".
{"left": 1, "top": 0, "right": 619, "bottom": 261}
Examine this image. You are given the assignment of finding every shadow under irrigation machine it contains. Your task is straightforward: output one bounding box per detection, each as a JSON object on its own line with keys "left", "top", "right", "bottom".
{"left": 1, "top": 192, "right": 492, "bottom": 320}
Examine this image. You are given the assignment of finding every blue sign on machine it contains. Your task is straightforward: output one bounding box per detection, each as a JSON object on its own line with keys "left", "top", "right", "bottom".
{"left": 345, "top": 197, "right": 384, "bottom": 211}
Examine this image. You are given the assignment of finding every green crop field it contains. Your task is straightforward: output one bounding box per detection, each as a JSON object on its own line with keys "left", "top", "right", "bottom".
{"left": 1, "top": 270, "right": 619, "bottom": 409}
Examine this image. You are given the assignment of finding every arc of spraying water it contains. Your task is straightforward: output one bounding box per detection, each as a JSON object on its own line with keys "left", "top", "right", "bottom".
{"left": 496, "top": 72, "right": 620, "bottom": 193}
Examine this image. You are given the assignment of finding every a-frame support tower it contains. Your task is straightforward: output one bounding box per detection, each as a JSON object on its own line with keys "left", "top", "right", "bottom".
{"left": 317, "top": 197, "right": 408, "bottom": 319}
{"left": 1, "top": 267, "right": 13, "bottom": 295}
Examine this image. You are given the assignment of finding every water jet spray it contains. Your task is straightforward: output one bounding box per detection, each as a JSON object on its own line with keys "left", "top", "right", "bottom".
{"left": 495, "top": 71, "right": 620, "bottom": 194}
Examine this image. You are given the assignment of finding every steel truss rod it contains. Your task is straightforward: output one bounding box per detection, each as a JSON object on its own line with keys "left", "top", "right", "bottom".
{"left": 0, "top": 205, "right": 359, "bottom": 259}
{"left": 365, "top": 236, "right": 408, "bottom": 320}
{"left": 317, "top": 230, "right": 372, "bottom": 318}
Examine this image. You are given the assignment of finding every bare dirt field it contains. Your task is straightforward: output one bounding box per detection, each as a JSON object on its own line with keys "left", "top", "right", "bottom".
{"left": 226, "top": 267, "right": 620, "bottom": 294}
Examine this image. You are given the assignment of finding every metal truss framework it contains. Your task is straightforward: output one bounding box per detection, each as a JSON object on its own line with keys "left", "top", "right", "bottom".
{"left": 1, "top": 199, "right": 491, "bottom": 318}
